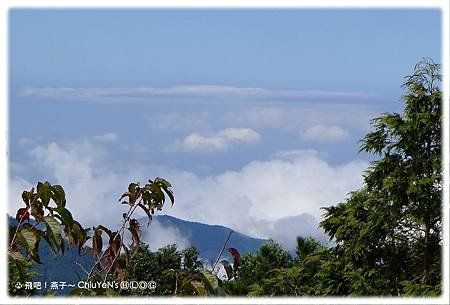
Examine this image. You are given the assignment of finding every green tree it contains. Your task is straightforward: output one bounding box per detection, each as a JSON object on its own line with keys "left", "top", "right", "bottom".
{"left": 222, "top": 240, "right": 294, "bottom": 295}
{"left": 320, "top": 58, "right": 442, "bottom": 296}
{"left": 123, "top": 243, "right": 217, "bottom": 296}
{"left": 295, "top": 236, "right": 323, "bottom": 261}
{"left": 125, "top": 243, "right": 180, "bottom": 295}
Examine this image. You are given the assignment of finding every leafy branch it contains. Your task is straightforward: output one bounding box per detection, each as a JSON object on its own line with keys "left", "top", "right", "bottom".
{"left": 81, "top": 178, "right": 175, "bottom": 292}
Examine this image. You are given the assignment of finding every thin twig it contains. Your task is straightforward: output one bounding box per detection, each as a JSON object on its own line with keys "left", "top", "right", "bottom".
{"left": 212, "top": 230, "right": 233, "bottom": 274}
{"left": 85, "top": 190, "right": 142, "bottom": 282}
{"left": 75, "top": 261, "right": 90, "bottom": 276}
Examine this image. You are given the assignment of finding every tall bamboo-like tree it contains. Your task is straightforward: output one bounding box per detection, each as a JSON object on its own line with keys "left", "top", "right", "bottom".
{"left": 321, "top": 58, "right": 442, "bottom": 295}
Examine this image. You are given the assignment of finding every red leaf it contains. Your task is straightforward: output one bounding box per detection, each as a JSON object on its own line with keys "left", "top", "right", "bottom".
{"left": 16, "top": 207, "right": 30, "bottom": 222}
{"left": 128, "top": 219, "right": 141, "bottom": 249}
{"left": 92, "top": 230, "right": 102, "bottom": 258}
{"left": 227, "top": 247, "right": 241, "bottom": 270}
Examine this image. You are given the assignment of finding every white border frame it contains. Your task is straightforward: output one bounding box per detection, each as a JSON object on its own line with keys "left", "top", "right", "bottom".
{"left": 1, "top": 1, "right": 448, "bottom": 304}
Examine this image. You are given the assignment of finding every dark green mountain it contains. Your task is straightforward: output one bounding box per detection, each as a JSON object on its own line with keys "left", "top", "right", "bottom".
{"left": 153, "top": 215, "right": 267, "bottom": 265}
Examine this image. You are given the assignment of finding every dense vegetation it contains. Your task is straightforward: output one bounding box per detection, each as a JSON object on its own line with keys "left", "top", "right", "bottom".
{"left": 8, "top": 59, "right": 442, "bottom": 297}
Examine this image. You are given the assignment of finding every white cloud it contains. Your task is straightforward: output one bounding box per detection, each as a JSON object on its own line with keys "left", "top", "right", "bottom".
{"left": 8, "top": 177, "right": 34, "bottom": 214}
{"left": 272, "top": 149, "right": 326, "bottom": 160}
{"left": 18, "top": 138, "right": 34, "bottom": 146}
{"left": 222, "top": 107, "right": 287, "bottom": 129}
{"left": 150, "top": 112, "right": 211, "bottom": 132}
{"left": 182, "top": 133, "right": 229, "bottom": 153}
{"left": 172, "top": 128, "right": 261, "bottom": 153}
{"left": 9, "top": 138, "right": 368, "bottom": 251}
{"left": 9, "top": 161, "right": 27, "bottom": 174}
{"left": 222, "top": 105, "right": 382, "bottom": 133}
{"left": 150, "top": 151, "right": 368, "bottom": 249}
{"left": 264, "top": 214, "right": 329, "bottom": 249}
{"left": 302, "top": 124, "right": 350, "bottom": 142}
{"left": 18, "top": 136, "right": 43, "bottom": 147}
{"left": 8, "top": 141, "right": 126, "bottom": 228}
{"left": 18, "top": 85, "right": 378, "bottom": 101}
{"left": 141, "top": 219, "right": 191, "bottom": 251}
{"left": 92, "top": 132, "right": 118, "bottom": 143}
{"left": 166, "top": 154, "right": 368, "bottom": 236}
{"left": 218, "top": 128, "right": 261, "bottom": 143}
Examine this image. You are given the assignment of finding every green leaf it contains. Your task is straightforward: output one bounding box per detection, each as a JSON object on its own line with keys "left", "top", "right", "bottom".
{"left": 164, "top": 188, "right": 175, "bottom": 206}
{"left": 51, "top": 184, "right": 66, "bottom": 207}
{"left": 20, "top": 229, "right": 38, "bottom": 251}
{"left": 37, "top": 181, "right": 52, "bottom": 207}
{"left": 154, "top": 177, "right": 172, "bottom": 188}
{"left": 30, "top": 204, "right": 44, "bottom": 221}
{"left": 119, "top": 192, "right": 132, "bottom": 202}
{"left": 21, "top": 190, "right": 32, "bottom": 206}
{"left": 162, "top": 268, "right": 176, "bottom": 275}
{"left": 200, "top": 268, "right": 218, "bottom": 293}
{"left": 128, "top": 182, "right": 139, "bottom": 193}
{"left": 53, "top": 207, "right": 74, "bottom": 228}
{"left": 17, "top": 228, "right": 42, "bottom": 264}
{"left": 191, "top": 280, "right": 207, "bottom": 296}
{"left": 8, "top": 250, "right": 24, "bottom": 261}
{"left": 137, "top": 203, "right": 152, "bottom": 226}
{"left": 42, "top": 216, "right": 63, "bottom": 255}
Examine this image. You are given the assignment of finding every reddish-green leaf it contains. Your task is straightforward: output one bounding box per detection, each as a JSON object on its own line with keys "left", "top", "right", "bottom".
{"left": 92, "top": 228, "right": 103, "bottom": 258}
{"left": 220, "top": 260, "right": 234, "bottom": 280}
{"left": 227, "top": 247, "right": 241, "bottom": 271}
{"left": 15, "top": 207, "right": 30, "bottom": 222}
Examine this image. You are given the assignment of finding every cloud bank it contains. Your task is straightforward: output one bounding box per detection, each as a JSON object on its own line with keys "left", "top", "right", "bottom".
{"left": 9, "top": 139, "right": 368, "bottom": 250}
{"left": 221, "top": 105, "right": 384, "bottom": 134}
{"left": 18, "top": 85, "right": 378, "bottom": 102}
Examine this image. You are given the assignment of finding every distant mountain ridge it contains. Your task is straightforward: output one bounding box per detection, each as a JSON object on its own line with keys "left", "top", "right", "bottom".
{"left": 152, "top": 215, "right": 267, "bottom": 264}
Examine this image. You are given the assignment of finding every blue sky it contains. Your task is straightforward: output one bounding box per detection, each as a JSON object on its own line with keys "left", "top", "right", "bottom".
{"left": 8, "top": 9, "right": 442, "bottom": 249}
{"left": 10, "top": 10, "right": 441, "bottom": 91}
